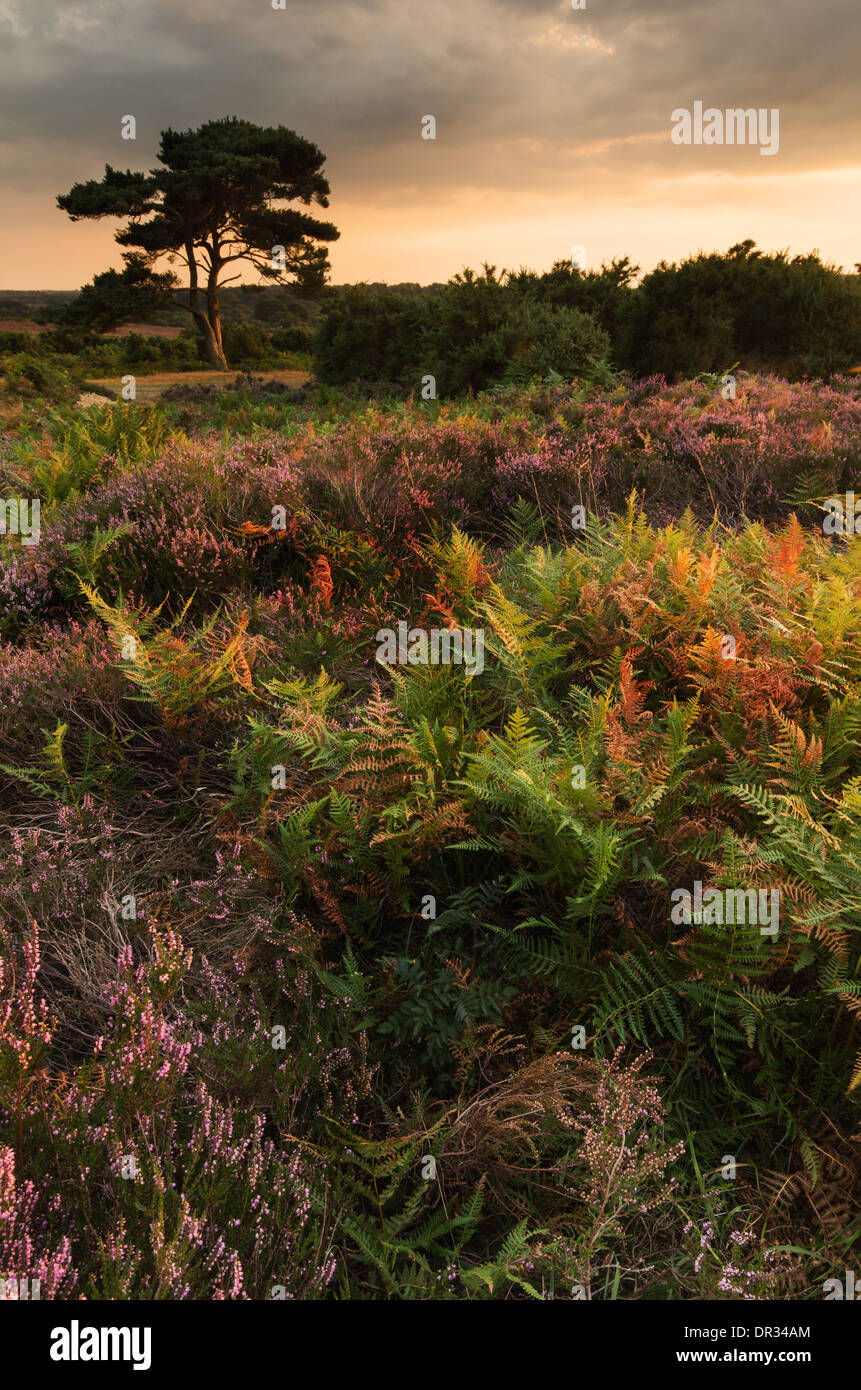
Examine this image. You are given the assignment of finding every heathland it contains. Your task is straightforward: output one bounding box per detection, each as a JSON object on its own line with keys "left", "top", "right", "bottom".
{"left": 1, "top": 275, "right": 860, "bottom": 1298}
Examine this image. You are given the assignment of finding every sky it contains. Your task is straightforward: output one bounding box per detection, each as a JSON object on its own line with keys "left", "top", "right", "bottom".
{"left": 0, "top": 0, "right": 858, "bottom": 290}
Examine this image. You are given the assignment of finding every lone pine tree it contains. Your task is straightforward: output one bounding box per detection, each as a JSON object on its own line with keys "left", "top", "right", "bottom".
{"left": 57, "top": 116, "right": 339, "bottom": 368}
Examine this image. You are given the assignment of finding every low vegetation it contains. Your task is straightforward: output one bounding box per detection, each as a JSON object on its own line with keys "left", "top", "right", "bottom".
{"left": 1, "top": 370, "right": 859, "bottom": 1297}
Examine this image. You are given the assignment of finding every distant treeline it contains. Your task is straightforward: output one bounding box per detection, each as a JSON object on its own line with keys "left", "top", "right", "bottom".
{"left": 4, "top": 241, "right": 859, "bottom": 385}
{"left": 0, "top": 285, "right": 319, "bottom": 374}
{"left": 0, "top": 284, "right": 316, "bottom": 330}
{"left": 312, "top": 241, "right": 861, "bottom": 388}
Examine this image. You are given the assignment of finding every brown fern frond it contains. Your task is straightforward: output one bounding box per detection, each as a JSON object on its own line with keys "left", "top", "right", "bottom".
{"left": 416, "top": 592, "right": 460, "bottom": 630}
{"left": 451, "top": 1025, "right": 528, "bottom": 1086}
{"left": 758, "top": 1118, "right": 861, "bottom": 1241}
{"left": 304, "top": 871, "right": 348, "bottom": 934}
{"left": 311, "top": 553, "right": 334, "bottom": 608}
{"left": 445, "top": 956, "right": 471, "bottom": 989}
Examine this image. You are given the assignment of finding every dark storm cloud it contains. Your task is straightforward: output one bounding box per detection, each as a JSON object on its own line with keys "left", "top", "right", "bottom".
{"left": 0, "top": 0, "right": 858, "bottom": 215}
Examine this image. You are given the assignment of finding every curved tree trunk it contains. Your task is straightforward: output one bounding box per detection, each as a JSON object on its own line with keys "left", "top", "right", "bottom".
{"left": 184, "top": 240, "right": 229, "bottom": 370}
{"left": 197, "top": 313, "right": 229, "bottom": 370}
{"left": 205, "top": 263, "right": 228, "bottom": 371}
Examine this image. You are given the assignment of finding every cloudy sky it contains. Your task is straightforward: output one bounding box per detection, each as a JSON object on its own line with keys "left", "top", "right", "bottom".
{"left": 0, "top": 0, "right": 858, "bottom": 289}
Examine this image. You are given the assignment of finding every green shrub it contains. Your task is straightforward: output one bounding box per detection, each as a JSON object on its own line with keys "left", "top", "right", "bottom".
{"left": 617, "top": 241, "right": 861, "bottom": 379}
{"left": 312, "top": 284, "right": 429, "bottom": 385}
{"left": 313, "top": 269, "right": 612, "bottom": 393}
{"left": 1, "top": 351, "right": 76, "bottom": 399}
{"left": 220, "top": 321, "right": 270, "bottom": 365}
{"left": 270, "top": 322, "right": 313, "bottom": 352}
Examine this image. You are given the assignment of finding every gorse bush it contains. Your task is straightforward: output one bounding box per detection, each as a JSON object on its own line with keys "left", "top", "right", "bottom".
{"left": 1, "top": 351, "right": 77, "bottom": 401}
{"left": 314, "top": 244, "right": 861, "bottom": 388}
{"left": 312, "top": 284, "right": 429, "bottom": 385}
{"left": 616, "top": 241, "right": 861, "bottom": 380}
{"left": 426, "top": 279, "right": 612, "bottom": 393}
{"left": 313, "top": 266, "right": 612, "bottom": 392}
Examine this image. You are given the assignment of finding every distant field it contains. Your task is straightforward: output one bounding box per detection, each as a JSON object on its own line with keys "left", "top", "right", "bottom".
{"left": 82, "top": 368, "right": 311, "bottom": 401}
{"left": 1, "top": 319, "right": 184, "bottom": 339}
{"left": 0, "top": 318, "right": 45, "bottom": 333}
{"left": 106, "top": 322, "right": 185, "bottom": 339}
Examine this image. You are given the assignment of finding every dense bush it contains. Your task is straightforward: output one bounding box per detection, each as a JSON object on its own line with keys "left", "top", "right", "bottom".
{"left": 313, "top": 268, "right": 611, "bottom": 392}
{"left": 617, "top": 241, "right": 861, "bottom": 379}
{"left": 220, "top": 321, "right": 271, "bottom": 365}
{"left": 313, "top": 245, "right": 861, "bottom": 388}
{"left": 508, "top": 256, "right": 638, "bottom": 338}
{"left": 0, "top": 332, "right": 32, "bottom": 355}
{"left": 312, "top": 284, "right": 429, "bottom": 385}
{"left": 425, "top": 268, "right": 612, "bottom": 392}
{"left": 117, "top": 330, "right": 205, "bottom": 371}
{"left": 270, "top": 322, "right": 313, "bottom": 353}
{"left": 0, "top": 351, "right": 78, "bottom": 402}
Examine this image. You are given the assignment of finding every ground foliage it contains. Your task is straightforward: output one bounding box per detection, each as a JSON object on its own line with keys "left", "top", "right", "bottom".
{"left": 0, "top": 374, "right": 859, "bottom": 1298}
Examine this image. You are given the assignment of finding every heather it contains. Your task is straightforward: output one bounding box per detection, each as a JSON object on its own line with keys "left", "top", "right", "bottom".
{"left": 1, "top": 374, "right": 860, "bottom": 1300}
{"left": 2, "top": 374, "right": 859, "bottom": 636}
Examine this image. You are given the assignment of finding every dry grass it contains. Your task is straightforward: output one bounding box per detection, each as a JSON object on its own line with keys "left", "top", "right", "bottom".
{"left": 83, "top": 368, "right": 310, "bottom": 402}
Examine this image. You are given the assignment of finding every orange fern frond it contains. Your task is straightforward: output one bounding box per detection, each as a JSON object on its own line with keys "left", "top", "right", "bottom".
{"left": 417, "top": 592, "right": 460, "bottom": 630}
{"left": 695, "top": 549, "right": 722, "bottom": 598}
{"left": 311, "top": 554, "right": 334, "bottom": 608}
{"left": 668, "top": 547, "right": 694, "bottom": 587}
{"left": 770, "top": 513, "right": 805, "bottom": 582}
{"left": 617, "top": 649, "right": 653, "bottom": 722}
